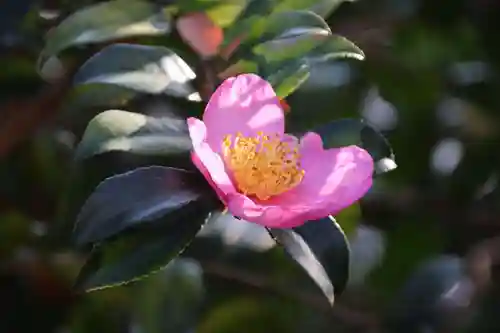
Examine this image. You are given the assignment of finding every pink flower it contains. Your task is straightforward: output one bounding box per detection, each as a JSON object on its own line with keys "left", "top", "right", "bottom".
{"left": 187, "top": 74, "right": 374, "bottom": 228}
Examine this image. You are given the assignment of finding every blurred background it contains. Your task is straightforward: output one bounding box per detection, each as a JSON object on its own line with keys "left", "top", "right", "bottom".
{"left": 1, "top": 0, "right": 500, "bottom": 332}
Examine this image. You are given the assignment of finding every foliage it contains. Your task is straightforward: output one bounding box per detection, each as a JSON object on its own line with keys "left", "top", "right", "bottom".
{"left": 31, "top": 0, "right": 395, "bottom": 302}
{"left": 2, "top": 0, "right": 500, "bottom": 332}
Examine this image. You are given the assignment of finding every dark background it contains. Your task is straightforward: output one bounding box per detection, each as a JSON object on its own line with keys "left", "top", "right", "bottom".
{"left": 1, "top": 0, "right": 500, "bottom": 332}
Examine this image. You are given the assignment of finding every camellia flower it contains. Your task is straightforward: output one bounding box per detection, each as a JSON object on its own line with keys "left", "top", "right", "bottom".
{"left": 187, "top": 73, "right": 374, "bottom": 228}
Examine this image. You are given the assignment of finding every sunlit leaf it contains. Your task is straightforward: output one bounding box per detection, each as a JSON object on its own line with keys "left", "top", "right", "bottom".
{"left": 177, "top": 0, "right": 247, "bottom": 27}
{"left": 75, "top": 110, "right": 191, "bottom": 160}
{"left": 234, "top": 10, "right": 331, "bottom": 53}
{"left": 236, "top": 32, "right": 363, "bottom": 97}
{"left": 38, "top": 0, "right": 172, "bottom": 78}
{"left": 268, "top": 216, "right": 350, "bottom": 304}
{"left": 276, "top": 0, "right": 356, "bottom": 18}
{"left": 266, "top": 62, "right": 310, "bottom": 98}
{"left": 73, "top": 44, "right": 200, "bottom": 101}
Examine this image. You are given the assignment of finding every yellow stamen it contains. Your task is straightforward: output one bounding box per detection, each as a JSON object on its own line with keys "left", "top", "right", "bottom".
{"left": 222, "top": 131, "right": 304, "bottom": 201}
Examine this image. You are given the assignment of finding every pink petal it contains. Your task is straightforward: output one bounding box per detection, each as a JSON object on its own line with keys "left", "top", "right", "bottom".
{"left": 187, "top": 117, "right": 237, "bottom": 203}
{"left": 233, "top": 132, "right": 374, "bottom": 228}
{"left": 176, "top": 12, "right": 223, "bottom": 57}
{"left": 203, "top": 74, "right": 285, "bottom": 153}
{"left": 189, "top": 95, "right": 372, "bottom": 229}
{"left": 291, "top": 132, "right": 374, "bottom": 215}
{"left": 226, "top": 193, "right": 308, "bottom": 228}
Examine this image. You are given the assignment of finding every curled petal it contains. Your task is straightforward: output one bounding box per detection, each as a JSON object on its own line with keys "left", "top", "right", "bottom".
{"left": 187, "top": 117, "right": 236, "bottom": 203}
{"left": 226, "top": 193, "right": 308, "bottom": 228}
{"left": 227, "top": 132, "right": 374, "bottom": 228}
{"left": 291, "top": 132, "right": 374, "bottom": 215}
{"left": 203, "top": 74, "right": 285, "bottom": 153}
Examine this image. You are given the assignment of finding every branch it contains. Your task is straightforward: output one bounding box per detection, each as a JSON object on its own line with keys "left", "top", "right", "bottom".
{"left": 198, "top": 259, "right": 380, "bottom": 331}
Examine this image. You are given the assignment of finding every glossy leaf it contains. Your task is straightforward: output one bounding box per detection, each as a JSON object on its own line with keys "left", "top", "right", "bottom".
{"left": 315, "top": 118, "right": 397, "bottom": 175}
{"left": 74, "top": 166, "right": 205, "bottom": 246}
{"left": 73, "top": 44, "right": 200, "bottom": 101}
{"left": 177, "top": 0, "right": 247, "bottom": 27}
{"left": 255, "top": 33, "right": 364, "bottom": 64}
{"left": 259, "top": 10, "right": 331, "bottom": 40}
{"left": 222, "top": 0, "right": 353, "bottom": 48}
{"left": 268, "top": 216, "right": 350, "bottom": 305}
{"left": 234, "top": 10, "right": 331, "bottom": 53}
{"left": 75, "top": 109, "right": 191, "bottom": 160}
{"left": 235, "top": 33, "right": 363, "bottom": 98}
{"left": 266, "top": 62, "right": 310, "bottom": 98}
{"left": 38, "top": 0, "right": 171, "bottom": 77}
{"left": 276, "top": 0, "right": 355, "bottom": 18}
{"left": 220, "top": 0, "right": 275, "bottom": 50}
{"left": 74, "top": 200, "right": 212, "bottom": 291}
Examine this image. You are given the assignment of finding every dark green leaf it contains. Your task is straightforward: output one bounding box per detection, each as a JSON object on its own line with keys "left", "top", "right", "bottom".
{"left": 38, "top": 0, "right": 171, "bottom": 78}
{"left": 64, "top": 84, "right": 137, "bottom": 115}
{"left": 268, "top": 216, "right": 350, "bottom": 305}
{"left": 73, "top": 44, "right": 200, "bottom": 101}
{"left": 74, "top": 166, "right": 205, "bottom": 246}
{"left": 75, "top": 109, "right": 191, "bottom": 160}
{"left": 74, "top": 199, "right": 212, "bottom": 291}
{"left": 314, "top": 118, "right": 397, "bottom": 175}
{"left": 54, "top": 151, "right": 194, "bottom": 248}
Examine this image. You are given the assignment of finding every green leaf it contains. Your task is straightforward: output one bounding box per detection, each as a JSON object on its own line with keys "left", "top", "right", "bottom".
{"left": 267, "top": 216, "right": 350, "bottom": 305}
{"left": 63, "top": 84, "right": 137, "bottom": 115}
{"left": 335, "top": 202, "right": 361, "bottom": 237}
{"left": 222, "top": 0, "right": 354, "bottom": 49}
{"left": 75, "top": 110, "right": 191, "bottom": 160}
{"left": 255, "top": 33, "right": 364, "bottom": 64}
{"left": 310, "top": 34, "right": 365, "bottom": 61}
{"left": 315, "top": 118, "right": 397, "bottom": 175}
{"left": 266, "top": 62, "right": 310, "bottom": 98}
{"left": 276, "top": 0, "right": 355, "bottom": 18}
{"left": 74, "top": 166, "right": 208, "bottom": 246}
{"left": 38, "top": 0, "right": 171, "bottom": 78}
{"left": 231, "top": 32, "right": 363, "bottom": 98}
{"left": 220, "top": 0, "right": 275, "bottom": 50}
{"left": 74, "top": 200, "right": 212, "bottom": 291}
{"left": 177, "top": 0, "right": 247, "bottom": 27}
{"left": 234, "top": 10, "right": 331, "bottom": 53}
{"left": 73, "top": 44, "right": 200, "bottom": 101}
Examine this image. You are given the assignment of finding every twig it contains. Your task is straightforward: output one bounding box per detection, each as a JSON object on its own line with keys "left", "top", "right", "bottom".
{"left": 198, "top": 259, "right": 380, "bottom": 331}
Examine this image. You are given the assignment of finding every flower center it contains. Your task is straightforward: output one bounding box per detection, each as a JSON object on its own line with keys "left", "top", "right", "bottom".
{"left": 221, "top": 131, "right": 304, "bottom": 200}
